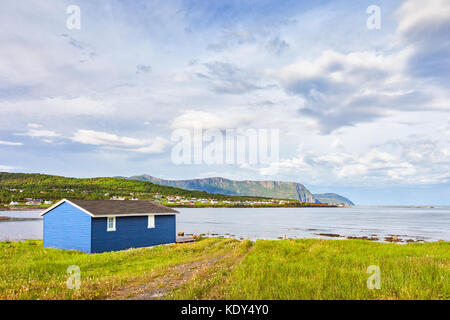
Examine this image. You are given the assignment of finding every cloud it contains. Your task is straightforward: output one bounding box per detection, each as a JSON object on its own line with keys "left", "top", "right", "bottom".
{"left": 273, "top": 50, "right": 426, "bottom": 132}
{"left": 27, "top": 123, "right": 42, "bottom": 129}
{"left": 0, "top": 140, "right": 23, "bottom": 146}
{"left": 0, "top": 97, "right": 111, "bottom": 117}
{"left": 273, "top": 44, "right": 449, "bottom": 133}
{"left": 196, "top": 61, "right": 264, "bottom": 94}
{"left": 72, "top": 130, "right": 147, "bottom": 147}
{"left": 15, "top": 123, "right": 60, "bottom": 138}
{"left": 71, "top": 129, "right": 169, "bottom": 154}
{"left": 127, "top": 137, "right": 169, "bottom": 154}
{"left": 396, "top": 0, "right": 450, "bottom": 80}
{"left": 170, "top": 110, "right": 256, "bottom": 130}
{"left": 207, "top": 30, "right": 255, "bottom": 52}
{"left": 266, "top": 0, "right": 450, "bottom": 133}
{"left": 258, "top": 136, "right": 450, "bottom": 185}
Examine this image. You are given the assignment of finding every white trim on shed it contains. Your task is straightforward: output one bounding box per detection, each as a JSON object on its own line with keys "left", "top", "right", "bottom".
{"left": 40, "top": 199, "right": 179, "bottom": 217}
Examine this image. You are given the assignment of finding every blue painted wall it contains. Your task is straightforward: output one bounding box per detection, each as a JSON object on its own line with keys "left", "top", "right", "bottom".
{"left": 90, "top": 215, "right": 176, "bottom": 253}
{"left": 43, "top": 202, "right": 92, "bottom": 253}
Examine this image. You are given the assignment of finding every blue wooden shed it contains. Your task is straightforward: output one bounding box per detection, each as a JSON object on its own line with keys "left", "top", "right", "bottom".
{"left": 41, "top": 199, "right": 179, "bottom": 253}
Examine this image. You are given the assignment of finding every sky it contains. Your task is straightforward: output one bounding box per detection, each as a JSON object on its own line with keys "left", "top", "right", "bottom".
{"left": 1, "top": 0, "right": 450, "bottom": 205}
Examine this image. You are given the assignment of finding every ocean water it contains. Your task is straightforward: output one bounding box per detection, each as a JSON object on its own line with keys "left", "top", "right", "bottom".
{"left": 1, "top": 207, "right": 449, "bottom": 242}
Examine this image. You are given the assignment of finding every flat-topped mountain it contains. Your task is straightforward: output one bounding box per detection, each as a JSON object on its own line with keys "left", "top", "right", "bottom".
{"left": 127, "top": 175, "right": 354, "bottom": 206}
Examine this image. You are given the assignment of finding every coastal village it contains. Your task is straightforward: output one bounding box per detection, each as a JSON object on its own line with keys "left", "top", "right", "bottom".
{"left": 4, "top": 191, "right": 331, "bottom": 209}
{"left": 0, "top": 173, "right": 339, "bottom": 209}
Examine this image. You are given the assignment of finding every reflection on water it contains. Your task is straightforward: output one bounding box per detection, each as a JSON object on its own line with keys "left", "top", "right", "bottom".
{"left": 0, "top": 210, "right": 43, "bottom": 241}
{"left": 1, "top": 207, "right": 449, "bottom": 242}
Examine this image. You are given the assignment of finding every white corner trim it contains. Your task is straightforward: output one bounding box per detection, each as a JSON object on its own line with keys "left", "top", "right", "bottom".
{"left": 147, "top": 214, "right": 155, "bottom": 229}
{"left": 40, "top": 199, "right": 95, "bottom": 217}
{"left": 40, "top": 199, "right": 65, "bottom": 216}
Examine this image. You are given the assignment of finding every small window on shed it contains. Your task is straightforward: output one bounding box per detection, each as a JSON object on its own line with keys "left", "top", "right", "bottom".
{"left": 148, "top": 215, "right": 155, "bottom": 229}
{"left": 107, "top": 216, "right": 116, "bottom": 231}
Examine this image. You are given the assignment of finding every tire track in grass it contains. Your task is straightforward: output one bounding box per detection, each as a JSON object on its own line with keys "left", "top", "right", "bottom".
{"left": 108, "top": 238, "right": 242, "bottom": 300}
{"left": 166, "top": 240, "right": 255, "bottom": 300}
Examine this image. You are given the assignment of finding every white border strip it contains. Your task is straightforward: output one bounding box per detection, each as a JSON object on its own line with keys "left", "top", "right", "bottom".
{"left": 40, "top": 199, "right": 179, "bottom": 217}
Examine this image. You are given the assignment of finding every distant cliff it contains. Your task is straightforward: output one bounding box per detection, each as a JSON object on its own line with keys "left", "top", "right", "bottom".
{"left": 313, "top": 193, "right": 355, "bottom": 206}
{"left": 128, "top": 175, "right": 354, "bottom": 205}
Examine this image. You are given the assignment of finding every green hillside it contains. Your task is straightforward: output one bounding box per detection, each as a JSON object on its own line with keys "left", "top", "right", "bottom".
{"left": 0, "top": 172, "right": 275, "bottom": 204}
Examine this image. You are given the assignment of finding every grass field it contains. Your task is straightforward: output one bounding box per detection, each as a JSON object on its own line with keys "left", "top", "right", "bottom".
{"left": 0, "top": 238, "right": 448, "bottom": 300}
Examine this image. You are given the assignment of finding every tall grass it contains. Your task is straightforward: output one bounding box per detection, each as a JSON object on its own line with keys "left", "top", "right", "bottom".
{"left": 0, "top": 238, "right": 237, "bottom": 299}
{"left": 221, "top": 239, "right": 449, "bottom": 300}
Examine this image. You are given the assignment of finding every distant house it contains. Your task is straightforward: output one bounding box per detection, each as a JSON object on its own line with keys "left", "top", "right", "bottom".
{"left": 111, "top": 196, "right": 126, "bottom": 201}
{"left": 9, "top": 201, "right": 19, "bottom": 206}
{"left": 44, "top": 200, "right": 53, "bottom": 205}
{"left": 26, "top": 200, "right": 42, "bottom": 205}
{"left": 41, "top": 199, "right": 178, "bottom": 253}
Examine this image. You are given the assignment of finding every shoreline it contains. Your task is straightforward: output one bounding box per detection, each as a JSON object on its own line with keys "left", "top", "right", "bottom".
{"left": 167, "top": 204, "right": 338, "bottom": 208}
{"left": 2, "top": 232, "right": 446, "bottom": 244}
{"left": 178, "top": 232, "right": 442, "bottom": 244}
{"left": 1, "top": 204, "right": 339, "bottom": 211}
{"left": 0, "top": 207, "right": 45, "bottom": 211}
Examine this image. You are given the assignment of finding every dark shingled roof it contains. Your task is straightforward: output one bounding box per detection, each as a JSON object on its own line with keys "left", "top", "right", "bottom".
{"left": 65, "top": 199, "right": 178, "bottom": 216}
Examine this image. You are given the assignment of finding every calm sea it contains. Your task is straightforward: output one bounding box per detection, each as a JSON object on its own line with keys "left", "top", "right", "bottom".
{"left": 1, "top": 207, "right": 449, "bottom": 242}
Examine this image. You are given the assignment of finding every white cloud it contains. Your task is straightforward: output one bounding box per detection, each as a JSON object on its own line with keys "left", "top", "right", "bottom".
{"left": 0, "top": 140, "right": 23, "bottom": 146}
{"left": 256, "top": 134, "right": 450, "bottom": 185}
{"left": 171, "top": 110, "right": 257, "bottom": 130}
{"left": 27, "top": 123, "right": 42, "bottom": 129}
{"left": 270, "top": 48, "right": 445, "bottom": 133}
{"left": 395, "top": 0, "right": 450, "bottom": 80}
{"left": 15, "top": 124, "right": 60, "bottom": 138}
{"left": 127, "top": 137, "right": 169, "bottom": 154}
{"left": 73, "top": 130, "right": 147, "bottom": 147}
{"left": 72, "top": 129, "right": 169, "bottom": 154}
{"left": 267, "top": 0, "right": 450, "bottom": 133}
{"left": 396, "top": 0, "right": 450, "bottom": 40}
{"left": 0, "top": 97, "right": 111, "bottom": 117}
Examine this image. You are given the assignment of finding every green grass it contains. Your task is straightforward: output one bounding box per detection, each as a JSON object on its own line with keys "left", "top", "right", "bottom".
{"left": 0, "top": 238, "right": 448, "bottom": 300}
{"left": 218, "top": 239, "right": 450, "bottom": 300}
{"left": 0, "top": 238, "right": 237, "bottom": 299}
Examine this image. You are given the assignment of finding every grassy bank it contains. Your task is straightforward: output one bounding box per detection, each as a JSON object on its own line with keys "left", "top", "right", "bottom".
{"left": 0, "top": 238, "right": 448, "bottom": 300}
